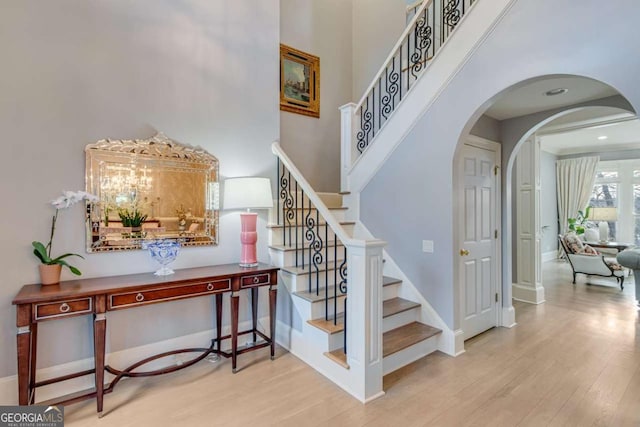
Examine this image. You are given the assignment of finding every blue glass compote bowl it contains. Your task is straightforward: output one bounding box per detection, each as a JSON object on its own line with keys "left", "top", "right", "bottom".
{"left": 144, "top": 240, "right": 180, "bottom": 276}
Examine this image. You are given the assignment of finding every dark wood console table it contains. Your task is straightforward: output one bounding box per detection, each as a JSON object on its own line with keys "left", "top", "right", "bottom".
{"left": 12, "top": 263, "right": 278, "bottom": 416}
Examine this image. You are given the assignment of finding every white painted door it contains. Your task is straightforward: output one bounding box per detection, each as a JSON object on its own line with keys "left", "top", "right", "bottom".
{"left": 458, "top": 141, "right": 499, "bottom": 340}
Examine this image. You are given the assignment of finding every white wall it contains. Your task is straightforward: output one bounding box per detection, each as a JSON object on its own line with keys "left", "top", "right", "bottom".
{"left": 360, "top": 0, "right": 640, "bottom": 329}
{"left": 352, "top": 0, "right": 407, "bottom": 101}
{"left": 0, "top": 0, "right": 279, "bottom": 380}
{"left": 280, "top": 0, "right": 353, "bottom": 192}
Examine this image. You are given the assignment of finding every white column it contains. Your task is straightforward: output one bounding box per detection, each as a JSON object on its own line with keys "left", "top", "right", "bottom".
{"left": 339, "top": 103, "right": 357, "bottom": 193}
{"left": 514, "top": 137, "right": 545, "bottom": 304}
{"left": 345, "top": 238, "right": 386, "bottom": 402}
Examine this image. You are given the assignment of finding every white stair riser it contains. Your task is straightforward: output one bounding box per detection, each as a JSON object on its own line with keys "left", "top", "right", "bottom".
{"left": 280, "top": 270, "right": 346, "bottom": 294}
{"left": 382, "top": 307, "right": 420, "bottom": 333}
{"left": 383, "top": 283, "right": 400, "bottom": 300}
{"left": 298, "top": 321, "right": 344, "bottom": 352}
{"left": 270, "top": 208, "right": 346, "bottom": 223}
{"left": 383, "top": 335, "right": 440, "bottom": 376}
{"left": 306, "top": 295, "right": 346, "bottom": 319}
{"left": 269, "top": 246, "right": 345, "bottom": 266}
{"left": 273, "top": 192, "right": 343, "bottom": 209}
{"left": 268, "top": 224, "right": 354, "bottom": 246}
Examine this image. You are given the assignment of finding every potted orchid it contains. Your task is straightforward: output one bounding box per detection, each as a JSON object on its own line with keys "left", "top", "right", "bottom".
{"left": 32, "top": 190, "right": 99, "bottom": 285}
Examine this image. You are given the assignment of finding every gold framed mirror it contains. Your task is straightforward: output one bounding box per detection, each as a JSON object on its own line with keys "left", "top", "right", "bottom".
{"left": 85, "top": 133, "right": 219, "bottom": 252}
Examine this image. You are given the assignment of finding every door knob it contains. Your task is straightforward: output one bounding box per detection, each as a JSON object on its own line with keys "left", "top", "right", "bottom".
{"left": 459, "top": 249, "right": 470, "bottom": 256}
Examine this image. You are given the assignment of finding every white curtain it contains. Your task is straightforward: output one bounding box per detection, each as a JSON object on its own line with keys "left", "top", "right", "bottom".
{"left": 556, "top": 156, "right": 599, "bottom": 236}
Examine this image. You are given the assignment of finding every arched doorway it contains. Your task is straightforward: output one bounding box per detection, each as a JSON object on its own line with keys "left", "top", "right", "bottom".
{"left": 454, "top": 74, "right": 636, "bottom": 341}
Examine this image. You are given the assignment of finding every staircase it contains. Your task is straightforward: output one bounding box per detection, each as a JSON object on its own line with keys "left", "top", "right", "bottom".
{"left": 267, "top": 0, "right": 513, "bottom": 403}
{"left": 270, "top": 142, "right": 442, "bottom": 401}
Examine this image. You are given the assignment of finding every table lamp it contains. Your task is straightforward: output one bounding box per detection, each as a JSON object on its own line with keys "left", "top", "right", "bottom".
{"left": 590, "top": 207, "right": 617, "bottom": 242}
{"left": 223, "top": 177, "right": 273, "bottom": 267}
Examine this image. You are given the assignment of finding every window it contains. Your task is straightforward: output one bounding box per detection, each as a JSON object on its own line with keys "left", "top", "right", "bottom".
{"left": 589, "top": 169, "right": 619, "bottom": 240}
{"left": 589, "top": 160, "right": 640, "bottom": 245}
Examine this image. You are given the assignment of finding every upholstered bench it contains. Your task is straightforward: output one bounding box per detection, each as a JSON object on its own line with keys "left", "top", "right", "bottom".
{"left": 616, "top": 248, "right": 640, "bottom": 304}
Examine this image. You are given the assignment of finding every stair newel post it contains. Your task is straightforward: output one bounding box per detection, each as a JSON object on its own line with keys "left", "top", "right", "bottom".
{"left": 339, "top": 103, "right": 357, "bottom": 193}
{"left": 345, "top": 239, "right": 386, "bottom": 402}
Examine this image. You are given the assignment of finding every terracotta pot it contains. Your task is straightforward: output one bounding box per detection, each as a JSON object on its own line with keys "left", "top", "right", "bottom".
{"left": 39, "top": 264, "right": 62, "bottom": 285}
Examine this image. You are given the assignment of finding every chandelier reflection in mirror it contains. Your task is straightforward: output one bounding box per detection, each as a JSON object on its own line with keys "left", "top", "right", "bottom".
{"left": 85, "top": 133, "right": 219, "bottom": 252}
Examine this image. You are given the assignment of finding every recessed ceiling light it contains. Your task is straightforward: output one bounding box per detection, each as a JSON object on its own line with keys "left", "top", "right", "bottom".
{"left": 545, "top": 88, "right": 568, "bottom": 96}
{"left": 598, "top": 135, "right": 608, "bottom": 140}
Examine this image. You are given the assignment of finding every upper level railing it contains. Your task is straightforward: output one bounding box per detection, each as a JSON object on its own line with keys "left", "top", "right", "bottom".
{"left": 351, "top": 0, "right": 477, "bottom": 156}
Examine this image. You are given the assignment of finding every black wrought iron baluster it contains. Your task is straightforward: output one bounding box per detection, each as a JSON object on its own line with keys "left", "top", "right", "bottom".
{"left": 338, "top": 247, "right": 347, "bottom": 352}
{"left": 399, "top": 47, "right": 403, "bottom": 101}
{"left": 324, "top": 220, "right": 328, "bottom": 321}
{"left": 301, "top": 193, "right": 305, "bottom": 270}
{"left": 333, "top": 233, "right": 337, "bottom": 326}
{"left": 279, "top": 164, "right": 293, "bottom": 247}
{"left": 406, "top": 33, "right": 410, "bottom": 92}
{"left": 313, "top": 208, "right": 322, "bottom": 296}
{"left": 305, "top": 199, "right": 315, "bottom": 293}
{"left": 356, "top": 98, "right": 372, "bottom": 154}
{"left": 443, "top": 0, "right": 461, "bottom": 40}
{"left": 295, "top": 182, "right": 299, "bottom": 267}
{"left": 276, "top": 158, "right": 280, "bottom": 226}
{"left": 372, "top": 86, "right": 376, "bottom": 139}
{"left": 287, "top": 172, "right": 293, "bottom": 246}
{"left": 410, "top": 8, "right": 433, "bottom": 80}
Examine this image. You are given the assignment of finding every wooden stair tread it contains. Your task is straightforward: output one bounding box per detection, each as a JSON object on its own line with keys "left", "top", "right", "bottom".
{"left": 324, "top": 349, "right": 349, "bottom": 369}
{"left": 383, "top": 276, "right": 402, "bottom": 287}
{"left": 308, "top": 314, "right": 344, "bottom": 334}
{"left": 293, "top": 287, "right": 346, "bottom": 303}
{"left": 383, "top": 297, "right": 420, "bottom": 318}
{"left": 383, "top": 322, "right": 441, "bottom": 357}
{"left": 269, "top": 242, "right": 345, "bottom": 252}
{"left": 267, "top": 221, "right": 356, "bottom": 229}
{"left": 275, "top": 206, "right": 348, "bottom": 211}
{"left": 282, "top": 261, "right": 344, "bottom": 275}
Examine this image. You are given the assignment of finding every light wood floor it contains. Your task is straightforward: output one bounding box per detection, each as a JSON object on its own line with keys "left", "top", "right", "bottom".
{"left": 65, "top": 260, "right": 640, "bottom": 426}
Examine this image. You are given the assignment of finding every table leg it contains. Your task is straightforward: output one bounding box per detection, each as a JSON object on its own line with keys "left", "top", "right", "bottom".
{"left": 94, "top": 296, "right": 107, "bottom": 417}
{"left": 16, "top": 305, "right": 32, "bottom": 406}
{"left": 215, "top": 294, "right": 223, "bottom": 353}
{"left": 29, "top": 322, "right": 38, "bottom": 404}
{"left": 251, "top": 287, "right": 258, "bottom": 343}
{"left": 231, "top": 292, "right": 239, "bottom": 373}
{"left": 269, "top": 285, "right": 277, "bottom": 360}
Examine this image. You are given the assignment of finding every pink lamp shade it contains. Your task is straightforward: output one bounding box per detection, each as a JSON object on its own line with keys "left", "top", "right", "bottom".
{"left": 223, "top": 177, "right": 273, "bottom": 267}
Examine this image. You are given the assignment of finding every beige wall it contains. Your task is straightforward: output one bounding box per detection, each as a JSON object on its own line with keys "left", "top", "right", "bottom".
{"left": 0, "top": 0, "right": 279, "bottom": 379}
{"left": 352, "top": 0, "right": 407, "bottom": 101}
{"left": 280, "top": 0, "right": 353, "bottom": 192}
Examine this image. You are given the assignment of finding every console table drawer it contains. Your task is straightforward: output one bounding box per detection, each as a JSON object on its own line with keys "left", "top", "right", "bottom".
{"left": 240, "top": 273, "right": 271, "bottom": 289}
{"left": 35, "top": 298, "right": 93, "bottom": 321}
{"left": 109, "top": 279, "right": 231, "bottom": 309}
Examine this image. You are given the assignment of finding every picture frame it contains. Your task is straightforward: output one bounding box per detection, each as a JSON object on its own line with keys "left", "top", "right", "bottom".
{"left": 280, "top": 44, "right": 320, "bottom": 118}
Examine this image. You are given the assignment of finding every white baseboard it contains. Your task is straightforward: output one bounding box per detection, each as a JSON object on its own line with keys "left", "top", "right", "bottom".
{"left": 512, "top": 283, "right": 546, "bottom": 305}
{"left": 0, "top": 318, "right": 267, "bottom": 406}
{"left": 501, "top": 305, "right": 517, "bottom": 328}
{"left": 542, "top": 251, "right": 558, "bottom": 263}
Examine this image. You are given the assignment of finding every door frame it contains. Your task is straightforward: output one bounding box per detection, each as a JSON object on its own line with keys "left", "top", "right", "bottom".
{"left": 454, "top": 134, "right": 502, "bottom": 340}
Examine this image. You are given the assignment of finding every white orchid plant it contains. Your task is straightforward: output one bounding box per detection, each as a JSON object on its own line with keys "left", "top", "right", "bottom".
{"left": 32, "top": 190, "right": 99, "bottom": 276}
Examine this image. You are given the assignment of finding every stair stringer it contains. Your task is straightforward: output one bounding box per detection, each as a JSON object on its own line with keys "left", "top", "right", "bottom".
{"left": 275, "top": 319, "right": 384, "bottom": 403}
{"left": 345, "top": 0, "right": 517, "bottom": 195}
{"left": 356, "top": 221, "right": 463, "bottom": 357}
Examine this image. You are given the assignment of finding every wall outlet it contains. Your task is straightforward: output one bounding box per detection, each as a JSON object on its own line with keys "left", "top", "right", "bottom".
{"left": 422, "top": 240, "right": 434, "bottom": 253}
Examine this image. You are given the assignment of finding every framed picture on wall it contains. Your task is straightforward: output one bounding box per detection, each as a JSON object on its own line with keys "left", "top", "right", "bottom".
{"left": 280, "top": 44, "right": 320, "bottom": 118}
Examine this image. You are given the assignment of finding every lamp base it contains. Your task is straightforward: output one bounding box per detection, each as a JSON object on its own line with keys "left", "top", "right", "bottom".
{"left": 598, "top": 221, "right": 609, "bottom": 242}
{"left": 239, "top": 212, "right": 258, "bottom": 267}
{"left": 239, "top": 262, "right": 259, "bottom": 268}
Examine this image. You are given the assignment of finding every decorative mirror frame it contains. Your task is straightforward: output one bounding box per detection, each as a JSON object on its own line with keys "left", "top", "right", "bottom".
{"left": 85, "top": 133, "right": 219, "bottom": 252}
